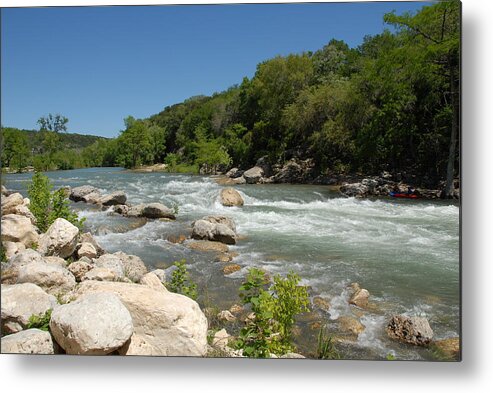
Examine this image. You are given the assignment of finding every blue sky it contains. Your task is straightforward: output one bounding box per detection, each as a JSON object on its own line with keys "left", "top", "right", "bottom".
{"left": 1, "top": 2, "right": 431, "bottom": 137}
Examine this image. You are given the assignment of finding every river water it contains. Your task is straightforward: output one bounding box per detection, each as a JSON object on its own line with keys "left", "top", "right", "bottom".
{"left": 4, "top": 167, "right": 460, "bottom": 360}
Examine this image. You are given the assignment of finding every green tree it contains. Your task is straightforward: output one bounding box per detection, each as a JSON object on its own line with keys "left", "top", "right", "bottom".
{"left": 37, "top": 114, "right": 68, "bottom": 133}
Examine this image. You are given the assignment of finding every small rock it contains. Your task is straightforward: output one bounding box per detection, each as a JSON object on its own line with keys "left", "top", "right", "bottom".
{"left": 93, "top": 254, "right": 125, "bottom": 280}
{"left": 349, "top": 287, "right": 370, "bottom": 308}
{"left": 217, "top": 310, "right": 236, "bottom": 322}
{"left": 386, "top": 315, "right": 434, "bottom": 346}
{"left": 1, "top": 329, "right": 56, "bottom": 354}
{"left": 432, "top": 337, "right": 460, "bottom": 360}
{"left": 232, "top": 176, "right": 246, "bottom": 185}
{"left": 223, "top": 264, "right": 241, "bottom": 275}
{"left": 243, "top": 166, "right": 264, "bottom": 184}
{"left": 141, "top": 203, "right": 175, "bottom": 219}
{"left": 113, "top": 204, "right": 129, "bottom": 215}
{"left": 77, "top": 242, "right": 98, "bottom": 259}
{"left": 220, "top": 188, "right": 244, "bottom": 207}
{"left": 167, "top": 234, "right": 187, "bottom": 244}
{"left": 82, "top": 191, "right": 101, "bottom": 204}
{"left": 280, "top": 352, "right": 306, "bottom": 359}
{"left": 188, "top": 240, "right": 229, "bottom": 253}
{"left": 229, "top": 304, "right": 243, "bottom": 314}
{"left": 312, "top": 296, "right": 331, "bottom": 311}
{"left": 212, "top": 328, "right": 231, "bottom": 350}
{"left": 1, "top": 214, "right": 39, "bottom": 247}
{"left": 338, "top": 316, "right": 365, "bottom": 335}
{"left": 82, "top": 267, "right": 117, "bottom": 282}
{"left": 68, "top": 261, "right": 93, "bottom": 282}
{"left": 79, "top": 233, "right": 104, "bottom": 256}
{"left": 114, "top": 251, "right": 148, "bottom": 282}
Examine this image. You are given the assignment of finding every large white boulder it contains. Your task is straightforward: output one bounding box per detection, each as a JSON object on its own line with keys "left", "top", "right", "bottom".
{"left": 38, "top": 218, "right": 79, "bottom": 258}
{"left": 75, "top": 280, "right": 208, "bottom": 356}
{"left": 1, "top": 328, "right": 56, "bottom": 354}
{"left": 1, "top": 283, "right": 57, "bottom": 335}
{"left": 50, "top": 292, "right": 133, "bottom": 355}
{"left": 93, "top": 254, "right": 125, "bottom": 280}
{"left": 1, "top": 214, "right": 39, "bottom": 247}
{"left": 2, "top": 241, "right": 26, "bottom": 260}
{"left": 16, "top": 262, "right": 76, "bottom": 296}
{"left": 191, "top": 215, "right": 237, "bottom": 245}
{"left": 220, "top": 188, "right": 244, "bottom": 207}
{"left": 1, "top": 249, "right": 45, "bottom": 284}
{"left": 243, "top": 166, "right": 264, "bottom": 184}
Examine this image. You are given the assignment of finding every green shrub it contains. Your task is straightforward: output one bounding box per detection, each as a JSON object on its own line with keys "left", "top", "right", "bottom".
{"left": 27, "top": 309, "right": 52, "bottom": 332}
{"left": 235, "top": 268, "right": 309, "bottom": 358}
{"left": 167, "top": 260, "right": 198, "bottom": 300}
{"left": 28, "top": 172, "right": 85, "bottom": 232}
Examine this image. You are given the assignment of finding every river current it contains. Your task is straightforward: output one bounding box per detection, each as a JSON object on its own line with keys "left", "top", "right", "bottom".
{"left": 4, "top": 167, "right": 460, "bottom": 360}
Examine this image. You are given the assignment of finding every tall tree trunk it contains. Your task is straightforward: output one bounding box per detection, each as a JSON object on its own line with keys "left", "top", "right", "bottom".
{"left": 445, "top": 60, "right": 459, "bottom": 198}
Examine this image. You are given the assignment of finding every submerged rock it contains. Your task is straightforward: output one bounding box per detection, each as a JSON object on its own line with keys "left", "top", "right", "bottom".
{"left": 386, "top": 315, "right": 434, "bottom": 346}
{"left": 223, "top": 264, "right": 241, "bottom": 275}
{"left": 187, "top": 240, "right": 229, "bottom": 253}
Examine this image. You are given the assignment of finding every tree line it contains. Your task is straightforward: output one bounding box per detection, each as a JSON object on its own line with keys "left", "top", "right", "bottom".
{"left": 1, "top": 1, "right": 460, "bottom": 195}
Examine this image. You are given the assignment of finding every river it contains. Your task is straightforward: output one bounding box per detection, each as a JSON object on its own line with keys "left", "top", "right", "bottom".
{"left": 4, "top": 167, "right": 460, "bottom": 360}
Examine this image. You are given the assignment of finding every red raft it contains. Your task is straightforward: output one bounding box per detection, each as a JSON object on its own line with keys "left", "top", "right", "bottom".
{"left": 389, "top": 191, "right": 419, "bottom": 199}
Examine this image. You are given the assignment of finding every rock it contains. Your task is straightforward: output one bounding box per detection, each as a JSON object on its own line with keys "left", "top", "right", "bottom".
{"left": 167, "top": 234, "right": 187, "bottom": 244}
{"left": 272, "top": 158, "right": 315, "bottom": 184}
{"left": 77, "top": 242, "right": 98, "bottom": 259}
{"left": 212, "top": 328, "right": 231, "bottom": 350}
{"left": 149, "top": 269, "right": 166, "bottom": 283}
{"left": 232, "top": 176, "right": 246, "bottom": 185}
{"left": 70, "top": 185, "right": 98, "bottom": 202}
{"left": 188, "top": 240, "right": 229, "bottom": 253}
{"left": 349, "top": 287, "right": 370, "bottom": 308}
{"left": 2, "top": 241, "right": 26, "bottom": 260}
{"left": 113, "top": 204, "right": 129, "bottom": 215}
{"left": 100, "top": 191, "right": 127, "bottom": 206}
{"left": 141, "top": 203, "right": 175, "bottom": 219}
{"left": 220, "top": 188, "right": 244, "bottom": 207}
{"left": 126, "top": 204, "right": 145, "bottom": 217}
{"left": 93, "top": 254, "right": 125, "bottom": 280}
{"left": 1, "top": 249, "right": 46, "bottom": 284}
{"left": 432, "top": 337, "right": 460, "bottom": 360}
{"left": 191, "top": 219, "right": 215, "bottom": 241}
{"left": 139, "top": 272, "right": 166, "bottom": 292}
{"left": 82, "top": 267, "right": 117, "bottom": 282}
{"left": 68, "top": 261, "right": 93, "bottom": 282}
{"left": 280, "top": 352, "right": 306, "bottom": 359}
{"left": 49, "top": 292, "right": 133, "bottom": 355}
{"left": 223, "top": 264, "right": 241, "bottom": 275}
{"left": 1, "top": 193, "right": 25, "bottom": 215}
{"left": 213, "top": 223, "right": 237, "bottom": 245}
{"left": 1, "top": 185, "right": 8, "bottom": 196}
{"left": 1, "top": 283, "right": 57, "bottom": 334}
{"left": 215, "top": 253, "right": 233, "bottom": 263}
{"left": 38, "top": 218, "right": 79, "bottom": 258}
{"left": 79, "top": 232, "right": 104, "bottom": 256}
{"left": 339, "top": 182, "right": 369, "bottom": 198}
{"left": 338, "top": 316, "right": 365, "bottom": 335}
{"left": 386, "top": 315, "right": 434, "bottom": 346}
{"left": 225, "top": 167, "right": 243, "bottom": 178}
{"left": 44, "top": 256, "right": 67, "bottom": 267}
{"left": 118, "top": 333, "right": 158, "bottom": 356}
{"left": 217, "top": 310, "right": 236, "bottom": 322}
{"left": 243, "top": 166, "right": 264, "bottom": 184}
{"left": 1, "top": 214, "right": 39, "bottom": 247}
{"left": 1, "top": 329, "right": 56, "bottom": 354}
{"left": 113, "top": 251, "right": 148, "bottom": 282}
{"left": 202, "top": 216, "right": 237, "bottom": 232}
{"left": 75, "top": 280, "right": 208, "bottom": 356}
{"left": 81, "top": 191, "right": 102, "bottom": 204}
{"left": 229, "top": 304, "right": 243, "bottom": 315}
{"left": 312, "top": 296, "right": 331, "bottom": 312}
{"left": 17, "top": 262, "right": 76, "bottom": 296}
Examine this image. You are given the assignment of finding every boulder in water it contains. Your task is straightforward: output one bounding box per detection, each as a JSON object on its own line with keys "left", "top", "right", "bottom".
{"left": 100, "top": 191, "right": 127, "bottom": 206}
{"left": 243, "top": 166, "right": 264, "bottom": 184}
{"left": 70, "top": 185, "right": 98, "bottom": 202}
{"left": 220, "top": 188, "right": 244, "bottom": 207}
{"left": 386, "top": 315, "right": 433, "bottom": 346}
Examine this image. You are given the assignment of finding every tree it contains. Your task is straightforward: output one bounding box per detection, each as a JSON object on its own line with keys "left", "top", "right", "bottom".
{"left": 1, "top": 128, "right": 30, "bottom": 171}
{"left": 384, "top": 0, "right": 460, "bottom": 197}
{"left": 193, "top": 126, "right": 231, "bottom": 174}
{"left": 37, "top": 114, "right": 69, "bottom": 133}
{"left": 115, "top": 117, "right": 153, "bottom": 168}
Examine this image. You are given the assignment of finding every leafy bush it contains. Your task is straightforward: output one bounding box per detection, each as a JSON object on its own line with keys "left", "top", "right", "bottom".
{"left": 27, "top": 309, "right": 52, "bottom": 332}
{"left": 167, "top": 260, "right": 198, "bottom": 300}
{"left": 235, "top": 268, "right": 309, "bottom": 358}
{"left": 28, "top": 172, "right": 85, "bottom": 232}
